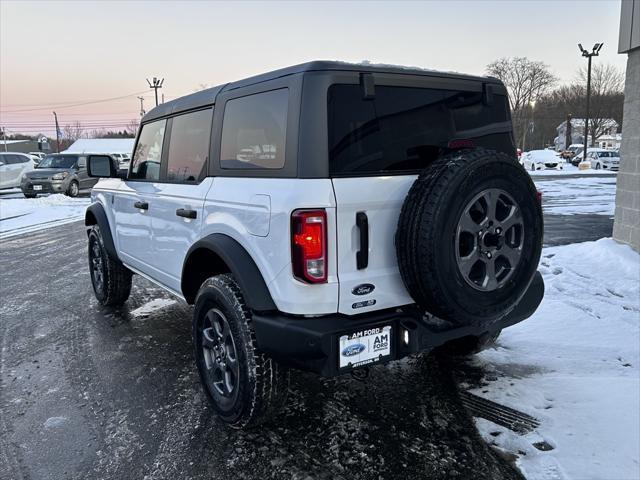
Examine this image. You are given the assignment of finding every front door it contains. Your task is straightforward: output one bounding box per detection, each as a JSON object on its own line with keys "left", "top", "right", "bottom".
{"left": 114, "top": 119, "right": 167, "bottom": 276}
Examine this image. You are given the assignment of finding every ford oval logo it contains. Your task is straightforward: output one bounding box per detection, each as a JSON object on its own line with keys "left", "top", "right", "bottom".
{"left": 352, "top": 283, "right": 375, "bottom": 296}
{"left": 342, "top": 343, "right": 366, "bottom": 357}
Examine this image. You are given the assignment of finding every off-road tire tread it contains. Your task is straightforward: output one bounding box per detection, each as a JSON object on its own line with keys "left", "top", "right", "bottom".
{"left": 89, "top": 225, "right": 132, "bottom": 306}
{"left": 396, "top": 148, "right": 542, "bottom": 325}
{"left": 196, "top": 274, "right": 289, "bottom": 429}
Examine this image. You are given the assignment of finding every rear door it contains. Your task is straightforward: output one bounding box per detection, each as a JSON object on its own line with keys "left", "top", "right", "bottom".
{"left": 144, "top": 108, "right": 213, "bottom": 293}
{"left": 328, "top": 80, "right": 514, "bottom": 315}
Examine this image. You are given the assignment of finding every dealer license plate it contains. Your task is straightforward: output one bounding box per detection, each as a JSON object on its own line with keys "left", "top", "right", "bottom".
{"left": 338, "top": 325, "right": 392, "bottom": 370}
{"left": 33, "top": 185, "right": 43, "bottom": 191}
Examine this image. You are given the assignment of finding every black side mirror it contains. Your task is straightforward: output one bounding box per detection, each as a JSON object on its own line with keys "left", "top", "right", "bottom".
{"left": 87, "top": 155, "right": 118, "bottom": 178}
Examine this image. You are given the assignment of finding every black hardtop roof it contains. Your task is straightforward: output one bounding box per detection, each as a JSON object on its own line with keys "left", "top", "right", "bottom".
{"left": 142, "top": 60, "right": 501, "bottom": 123}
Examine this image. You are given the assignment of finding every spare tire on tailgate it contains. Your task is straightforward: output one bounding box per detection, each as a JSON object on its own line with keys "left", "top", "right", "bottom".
{"left": 396, "top": 149, "right": 543, "bottom": 326}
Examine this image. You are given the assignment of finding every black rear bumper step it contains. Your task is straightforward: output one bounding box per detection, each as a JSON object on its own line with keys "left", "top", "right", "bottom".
{"left": 253, "top": 271, "right": 544, "bottom": 377}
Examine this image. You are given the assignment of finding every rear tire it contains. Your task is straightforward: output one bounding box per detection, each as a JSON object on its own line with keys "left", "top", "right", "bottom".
{"left": 193, "top": 274, "right": 289, "bottom": 429}
{"left": 88, "top": 224, "right": 132, "bottom": 306}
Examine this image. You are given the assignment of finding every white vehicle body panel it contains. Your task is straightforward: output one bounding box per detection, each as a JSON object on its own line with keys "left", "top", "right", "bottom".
{"left": 331, "top": 176, "right": 415, "bottom": 315}
{"left": 202, "top": 177, "right": 339, "bottom": 315}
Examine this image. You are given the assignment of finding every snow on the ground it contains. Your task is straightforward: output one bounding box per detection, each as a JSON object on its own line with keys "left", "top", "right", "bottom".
{"left": 130, "top": 298, "right": 177, "bottom": 317}
{"left": 469, "top": 239, "right": 640, "bottom": 480}
{"left": 0, "top": 194, "right": 90, "bottom": 239}
{"left": 534, "top": 176, "right": 616, "bottom": 216}
{"left": 527, "top": 164, "right": 617, "bottom": 176}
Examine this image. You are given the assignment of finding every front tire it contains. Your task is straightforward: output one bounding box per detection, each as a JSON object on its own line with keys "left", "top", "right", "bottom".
{"left": 88, "top": 225, "right": 132, "bottom": 306}
{"left": 66, "top": 180, "right": 79, "bottom": 197}
{"left": 595, "top": 163, "right": 601, "bottom": 170}
{"left": 193, "top": 274, "right": 289, "bottom": 429}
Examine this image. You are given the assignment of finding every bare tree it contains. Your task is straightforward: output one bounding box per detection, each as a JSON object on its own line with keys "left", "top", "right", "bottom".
{"left": 126, "top": 119, "right": 140, "bottom": 137}
{"left": 486, "top": 57, "right": 558, "bottom": 149}
{"left": 62, "top": 121, "right": 85, "bottom": 148}
{"left": 576, "top": 64, "right": 625, "bottom": 144}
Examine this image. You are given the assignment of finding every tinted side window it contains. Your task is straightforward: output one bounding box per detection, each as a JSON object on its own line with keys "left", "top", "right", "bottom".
{"left": 328, "top": 84, "right": 512, "bottom": 175}
{"left": 220, "top": 89, "right": 288, "bottom": 170}
{"left": 166, "top": 109, "right": 212, "bottom": 183}
{"left": 14, "top": 154, "right": 30, "bottom": 164}
{"left": 130, "top": 120, "right": 166, "bottom": 181}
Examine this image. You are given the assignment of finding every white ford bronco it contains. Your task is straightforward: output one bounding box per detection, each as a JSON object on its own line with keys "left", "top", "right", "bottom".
{"left": 85, "top": 61, "right": 544, "bottom": 428}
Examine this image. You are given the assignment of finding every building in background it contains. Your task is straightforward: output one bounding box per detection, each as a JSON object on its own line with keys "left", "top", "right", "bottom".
{"left": 0, "top": 137, "right": 51, "bottom": 154}
{"left": 555, "top": 118, "right": 620, "bottom": 150}
{"left": 614, "top": 0, "right": 640, "bottom": 252}
{"left": 62, "top": 138, "right": 135, "bottom": 155}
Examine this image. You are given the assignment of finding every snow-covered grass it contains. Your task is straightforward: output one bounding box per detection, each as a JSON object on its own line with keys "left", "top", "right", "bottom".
{"left": 534, "top": 177, "right": 616, "bottom": 216}
{"left": 0, "top": 194, "right": 90, "bottom": 239}
{"left": 469, "top": 239, "right": 640, "bottom": 480}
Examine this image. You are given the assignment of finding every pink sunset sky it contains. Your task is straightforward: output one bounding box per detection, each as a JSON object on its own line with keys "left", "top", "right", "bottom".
{"left": 0, "top": 0, "right": 627, "bottom": 137}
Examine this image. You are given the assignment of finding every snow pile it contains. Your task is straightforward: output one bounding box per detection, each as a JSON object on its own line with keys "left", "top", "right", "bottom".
{"left": 130, "top": 298, "right": 177, "bottom": 317}
{"left": 534, "top": 177, "right": 616, "bottom": 216}
{"left": 0, "top": 194, "right": 90, "bottom": 239}
{"left": 469, "top": 239, "right": 640, "bottom": 480}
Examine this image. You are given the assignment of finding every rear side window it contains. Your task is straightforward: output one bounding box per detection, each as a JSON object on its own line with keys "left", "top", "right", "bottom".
{"left": 220, "top": 89, "right": 288, "bottom": 170}
{"left": 328, "top": 84, "right": 511, "bottom": 176}
{"left": 166, "top": 108, "right": 212, "bottom": 183}
{"left": 130, "top": 119, "right": 166, "bottom": 181}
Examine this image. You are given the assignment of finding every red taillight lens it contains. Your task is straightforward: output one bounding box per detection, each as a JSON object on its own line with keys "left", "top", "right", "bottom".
{"left": 291, "top": 209, "right": 327, "bottom": 283}
{"left": 536, "top": 191, "right": 542, "bottom": 204}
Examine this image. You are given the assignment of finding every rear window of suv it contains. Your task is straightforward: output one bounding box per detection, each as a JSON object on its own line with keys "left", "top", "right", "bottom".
{"left": 327, "top": 84, "right": 511, "bottom": 176}
{"left": 220, "top": 89, "right": 288, "bottom": 170}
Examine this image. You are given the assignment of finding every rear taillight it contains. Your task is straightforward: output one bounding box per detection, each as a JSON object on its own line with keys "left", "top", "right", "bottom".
{"left": 291, "top": 209, "right": 327, "bottom": 283}
{"left": 536, "top": 191, "right": 542, "bottom": 204}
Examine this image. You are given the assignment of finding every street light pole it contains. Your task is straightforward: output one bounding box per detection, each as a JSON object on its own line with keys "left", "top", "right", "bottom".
{"left": 578, "top": 42, "right": 603, "bottom": 163}
{"left": 146, "top": 77, "right": 164, "bottom": 107}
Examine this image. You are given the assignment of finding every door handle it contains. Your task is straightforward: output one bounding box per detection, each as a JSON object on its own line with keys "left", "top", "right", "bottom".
{"left": 134, "top": 201, "right": 148, "bottom": 210}
{"left": 176, "top": 208, "right": 197, "bottom": 219}
{"left": 356, "top": 211, "right": 369, "bottom": 270}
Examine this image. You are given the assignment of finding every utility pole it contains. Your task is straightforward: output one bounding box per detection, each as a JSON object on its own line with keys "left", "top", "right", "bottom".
{"left": 578, "top": 42, "right": 603, "bottom": 162}
{"left": 565, "top": 113, "right": 572, "bottom": 151}
{"left": 137, "top": 96, "right": 146, "bottom": 117}
{"left": 53, "top": 111, "right": 61, "bottom": 153}
{"left": 146, "top": 77, "right": 164, "bottom": 107}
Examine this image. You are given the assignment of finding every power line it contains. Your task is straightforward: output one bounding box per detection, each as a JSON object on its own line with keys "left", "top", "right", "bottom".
{"left": 0, "top": 90, "right": 152, "bottom": 113}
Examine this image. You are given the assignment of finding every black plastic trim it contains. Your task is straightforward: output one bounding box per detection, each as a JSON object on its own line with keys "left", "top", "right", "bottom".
{"left": 85, "top": 202, "right": 119, "bottom": 262}
{"left": 252, "top": 271, "right": 544, "bottom": 377}
{"left": 181, "top": 233, "right": 276, "bottom": 311}
{"left": 356, "top": 211, "right": 369, "bottom": 269}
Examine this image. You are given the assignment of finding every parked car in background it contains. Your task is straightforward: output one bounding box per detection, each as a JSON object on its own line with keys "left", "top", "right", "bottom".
{"left": 28, "top": 152, "right": 47, "bottom": 163}
{"left": 111, "top": 153, "right": 131, "bottom": 169}
{"left": 20, "top": 153, "right": 117, "bottom": 198}
{"left": 520, "top": 150, "right": 565, "bottom": 171}
{"left": 0, "top": 152, "right": 35, "bottom": 189}
{"left": 587, "top": 149, "right": 620, "bottom": 171}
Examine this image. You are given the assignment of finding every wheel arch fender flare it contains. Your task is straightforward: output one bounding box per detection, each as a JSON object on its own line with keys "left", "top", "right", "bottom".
{"left": 181, "top": 234, "right": 276, "bottom": 311}
{"left": 85, "top": 202, "right": 119, "bottom": 261}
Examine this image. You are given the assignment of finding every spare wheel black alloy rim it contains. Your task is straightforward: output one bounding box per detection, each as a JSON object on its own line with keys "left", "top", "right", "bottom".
{"left": 90, "top": 237, "right": 104, "bottom": 293}
{"left": 455, "top": 188, "right": 524, "bottom": 291}
{"left": 201, "top": 308, "right": 239, "bottom": 401}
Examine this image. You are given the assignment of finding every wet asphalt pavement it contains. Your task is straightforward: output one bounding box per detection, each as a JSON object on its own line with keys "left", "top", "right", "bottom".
{"left": 0, "top": 175, "right": 614, "bottom": 480}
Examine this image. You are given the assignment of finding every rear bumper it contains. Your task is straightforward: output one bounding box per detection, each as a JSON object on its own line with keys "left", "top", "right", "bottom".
{"left": 253, "top": 271, "right": 544, "bottom": 377}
